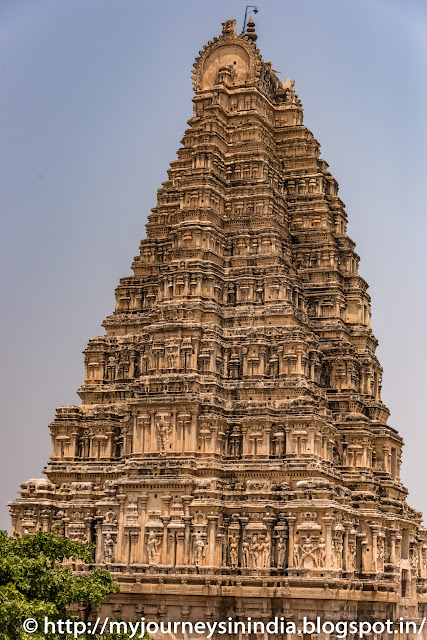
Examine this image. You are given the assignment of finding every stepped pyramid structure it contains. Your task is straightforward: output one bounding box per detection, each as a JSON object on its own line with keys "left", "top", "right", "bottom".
{"left": 10, "top": 17, "right": 427, "bottom": 633}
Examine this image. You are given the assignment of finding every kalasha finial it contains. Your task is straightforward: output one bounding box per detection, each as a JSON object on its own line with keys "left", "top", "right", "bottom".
{"left": 246, "top": 16, "right": 257, "bottom": 42}
{"left": 242, "top": 5, "right": 258, "bottom": 34}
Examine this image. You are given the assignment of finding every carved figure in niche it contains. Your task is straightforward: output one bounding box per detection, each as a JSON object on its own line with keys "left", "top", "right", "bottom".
{"left": 229, "top": 429, "right": 241, "bottom": 457}
{"left": 317, "top": 537, "right": 326, "bottom": 568}
{"left": 118, "top": 351, "right": 130, "bottom": 379}
{"left": 107, "top": 355, "right": 116, "bottom": 381}
{"left": 293, "top": 541, "right": 302, "bottom": 568}
{"left": 167, "top": 353, "right": 177, "bottom": 369}
{"left": 146, "top": 530, "right": 160, "bottom": 564}
{"left": 114, "top": 434, "right": 123, "bottom": 458}
{"left": 229, "top": 533, "right": 239, "bottom": 568}
{"left": 262, "top": 536, "right": 271, "bottom": 568}
{"left": 227, "top": 283, "right": 236, "bottom": 305}
{"left": 249, "top": 534, "right": 260, "bottom": 567}
{"left": 301, "top": 537, "right": 318, "bottom": 567}
{"left": 277, "top": 536, "right": 286, "bottom": 568}
{"left": 273, "top": 430, "right": 285, "bottom": 457}
{"left": 155, "top": 417, "right": 171, "bottom": 453}
{"left": 193, "top": 532, "right": 205, "bottom": 566}
{"left": 104, "top": 533, "right": 115, "bottom": 564}
{"left": 267, "top": 354, "right": 279, "bottom": 378}
{"left": 104, "top": 510, "right": 118, "bottom": 526}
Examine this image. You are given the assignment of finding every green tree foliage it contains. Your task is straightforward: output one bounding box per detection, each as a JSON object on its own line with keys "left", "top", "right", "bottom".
{"left": 0, "top": 530, "right": 120, "bottom": 640}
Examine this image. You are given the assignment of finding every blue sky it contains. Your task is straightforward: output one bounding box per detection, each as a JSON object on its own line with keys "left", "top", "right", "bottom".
{"left": 1, "top": 0, "right": 426, "bottom": 530}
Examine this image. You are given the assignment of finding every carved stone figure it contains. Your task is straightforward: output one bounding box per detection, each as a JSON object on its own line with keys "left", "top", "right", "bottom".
{"left": 242, "top": 539, "right": 250, "bottom": 568}
{"left": 193, "top": 533, "right": 205, "bottom": 566}
{"left": 277, "top": 536, "right": 286, "bottom": 569}
{"left": 317, "top": 537, "right": 326, "bottom": 568}
{"left": 293, "top": 542, "right": 302, "bottom": 568}
{"left": 262, "top": 536, "right": 271, "bottom": 568}
{"left": 229, "top": 533, "right": 239, "bottom": 568}
{"left": 155, "top": 417, "right": 171, "bottom": 453}
{"left": 146, "top": 530, "right": 160, "bottom": 564}
{"left": 104, "top": 533, "right": 115, "bottom": 564}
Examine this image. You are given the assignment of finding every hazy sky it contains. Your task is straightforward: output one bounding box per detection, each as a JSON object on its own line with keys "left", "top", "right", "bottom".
{"left": 1, "top": 0, "right": 426, "bottom": 531}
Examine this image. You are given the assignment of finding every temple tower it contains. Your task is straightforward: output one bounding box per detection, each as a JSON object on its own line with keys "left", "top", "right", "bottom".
{"left": 10, "top": 18, "right": 427, "bottom": 634}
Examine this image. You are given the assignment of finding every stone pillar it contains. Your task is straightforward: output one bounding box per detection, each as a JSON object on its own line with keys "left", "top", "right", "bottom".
{"left": 84, "top": 517, "right": 92, "bottom": 542}
{"left": 284, "top": 427, "right": 291, "bottom": 454}
{"left": 371, "top": 525, "right": 379, "bottom": 573}
{"left": 390, "top": 530, "right": 397, "bottom": 565}
{"left": 160, "top": 514, "right": 171, "bottom": 565}
{"left": 137, "top": 494, "right": 148, "bottom": 562}
{"left": 95, "top": 519, "right": 103, "bottom": 563}
{"left": 360, "top": 536, "right": 368, "bottom": 573}
{"left": 287, "top": 517, "right": 297, "bottom": 567}
{"left": 176, "top": 529, "right": 185, "bottom": 565}
{"left": 242, "top": 347, "right": 248, "bottom": 376}
{"left": 296, "top": 348, "right": 303, "bottom": 374}
{"left": 207, "top": 516, "right": 217, "bottom": 566}
{"left": 116, "top": 494, "right": 126, "bottom": 563}
{"left": 383, "top": 445, "right": 391, "bottom": 474}
{"left": 308, "top": 427, "right": 315, "bottom": 455}
{"left": 343, "top": 524, "right": 350, "bottom": 572}
{"left": 149, "top": 410, "right": 155, "bottom": 452}
{"left": 70, "top": 430, "right": 79, "bottom": 458}
{"left": 168, "top": 530, "right": 176, "bottom": 566}
{"left": 183, "top": 515, "right": 192, "bottom": 564}
{"left": 259, "top": 347, "right": 266, "bottom": 375}
{"left": 106, "top": 430, "right": 115, "bottom": 458}
{"left": 322, "top": 516, "right": 334, "bottom": 569}
{"left": 190, "top": 411, "right": 198, "bottom": 452}
{"left": 130, "top": 531, "right": 139, "bottom": 564}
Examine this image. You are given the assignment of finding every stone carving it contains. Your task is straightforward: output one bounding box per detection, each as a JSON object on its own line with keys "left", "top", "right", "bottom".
{"left": 222, "top": 19, "right": 236, "bottom": 36}
{"left": 276, "top": 536, "right": 286, "bottom": 569}
{"left": 146, "top": 530, "right": 160, "bottom": 564}
{"left": 104, "top": 533, "right": 115, "bottom": 564}
{"left": 193, "top": 532, "right": 205, "bottom": 566}
{"left": 229, "top": 532, "right": 239, "bottom": 568}
{"left": 9, "top": 15, "right": 427, "bottom": 631}
{"left": 293, "top": 537, "right": 326, "bottom": 569}
{"left": 155, "top": 415, "right": 171, "bottom": 453}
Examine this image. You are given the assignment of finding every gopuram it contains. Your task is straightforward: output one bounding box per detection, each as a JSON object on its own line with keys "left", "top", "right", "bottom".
{"left": 10, "top": 17, "right": 427, "bottom": 635}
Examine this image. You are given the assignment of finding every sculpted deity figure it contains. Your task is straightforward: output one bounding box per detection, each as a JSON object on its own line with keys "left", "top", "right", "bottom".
{"left": 146, "top": 530, "right": 160, "bottom": 564}
{"left": 155, "top": 417, "right": 171, "bottom": 453}
{"left": 293, "top": 541, "right": 302, "bottom": 568}
{"left": 229, "top": 533, "right": 239, "bottom": 568}
{"left": 262, "top": 536, "right": 271, "bottom": 568}
{"left": 104, "top": 533, "right": 115, "bottom": 564}
{"left": 107, "top": 355, "right": 116, "bottom": 381}
{"left": 277, "top": 536, "right": 286, "bottom": 569}
{"left": 317, "top": 537, "right": 326, "bottom": 568}
{"left": 249, "top": 534, "right": 261, "bottom": 568}
{"left": 193, "top": 533, "right": 205, "bottom": 566}
{"left": 302, "top": 537, "right": 317, "bottom": 567}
